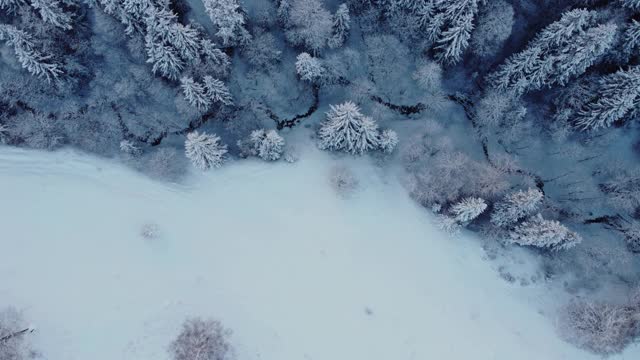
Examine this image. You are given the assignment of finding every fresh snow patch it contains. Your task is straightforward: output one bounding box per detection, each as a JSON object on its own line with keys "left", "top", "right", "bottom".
{"left": 0, "top": 141, "right": 637, "bottom": 360}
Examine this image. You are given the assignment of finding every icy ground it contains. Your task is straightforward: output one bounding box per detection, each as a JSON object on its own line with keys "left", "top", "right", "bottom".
{"left": 0, "top": 138, "right": 638, "bottom": 360}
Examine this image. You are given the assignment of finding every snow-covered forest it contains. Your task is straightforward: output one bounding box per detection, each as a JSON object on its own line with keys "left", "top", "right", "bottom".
{"left": 2, "top": 0, "right": 640, "bottom": 358}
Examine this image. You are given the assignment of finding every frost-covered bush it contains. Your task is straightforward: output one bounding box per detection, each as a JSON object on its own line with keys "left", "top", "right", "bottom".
{"left": 435, "top": 214, "right": 462, "bottom": 235}
{"left": 491, "top": 188, "right": 543, "bottom": 227}
{"left": 378, "top": 129, "right": 399, "bottom": 154}
{"left": 185, "top": 131, "right": 228, "bottom": 170}
{"left": 169, "top": 317, "right": 232, "bottom": 360}
{"left": 140, "top": 223, "right": 160, "bottom": 240}
{"left": 470, "top": 0, "right": 514, "bottom": 59}
{"left": 243, "top": 32, "right": 282, "bottom": 71}
{"left": 405, "top": 148, "right": 508, "bottom": 207}
{"left": 247, "top": 129, "right": 285, "bottom": 161}
{"left": 412, "top": 60, "right": 442, "bottom": 94}
{"left": 285, "top": 0, "right": 332, "bottom": 53}
{"left": 558, "top": 301, "right": 640, "bottom": 355}
{"left": 329, "top": 165, "right": 358, "bottom": 196}
{"left": 318, "top": 101, "right": 380, "bottom": 155}
{"left": 599, "top": 168, "right": 640, "bottom": 213}
{"left": 295, "top": 52, "right": 325, "bottom": 83}
{"left": 508, "top": 214, "right": 581, "bottom": 251}
{"left": 0, "top": 307, "right": 34, "bottom": 360}
{"left": 145, "top": 148, "right": 186, "bottom": 181}
{"left": 120, "top": 140, "right": 142, "bottom": 157}
{"left": 476, "top": 91, "right": 526, "bottom": 128}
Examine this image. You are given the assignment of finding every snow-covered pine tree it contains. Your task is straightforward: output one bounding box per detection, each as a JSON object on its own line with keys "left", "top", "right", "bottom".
{"left": 200, "top": 39, "right": 231, "bottom": 71}
{"left": 203, "top": 76, "right": 233, "bottom": 106}
{"left": 145, "top": 40, "right": 184, "bottom": 80}
{"left": 29, "top": 0, "right": 73, "bottom": 30}
{"left": 328, "top": 3, "right": 350, "bottom": 48}
{"left": 185, "top": 131, "right": 228, "bottom": 170}
{"left": 180, "top": 76, "right": 211, "bottom": 110}
{"left": 0, "top": 24, "right": 63, "bottom": 82}
{"left": 508, "top": 214, "right": 581, "bottom": 251}
{"left": 621, "top": 0, "right": 640, "bottom": 11}
{"left": 487, "top": 9, "right": 616, "bottom": 95}
{"left": 295, "top": 52, "right": 325, "bottom": 83}
{"left": 490, "top": 188, "right": 543, "bottom": 227}
{"left": 624, "top": 20, "right": 640, "bottom": 55}
{"left": 378, "top": 129, "right": 399, "bottom": 154}
{"left": 574, "top": 66, "right": 640, "bottom": 130}
{"left": 450, "top": 197, "right": 487, "bottom": 223}
{"left": 202, "top": 0, "right": 249, "bottom": 46}
{"left": 318, "top": 101, "right": 380, "bottom": 155}
{"left": 421, "top": 0, "right": 483, "bottom": 65}
{"left": 249, "top": 129, "right": 285, "bottom": 161}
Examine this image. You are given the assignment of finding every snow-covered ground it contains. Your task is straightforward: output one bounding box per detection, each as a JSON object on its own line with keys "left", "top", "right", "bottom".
{"left": 0, "top": 137, "right": 638, "bottom": 360}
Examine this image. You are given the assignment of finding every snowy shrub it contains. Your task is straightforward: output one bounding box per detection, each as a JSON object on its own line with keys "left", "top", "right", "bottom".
{"left": 120, "top": 140, "right": 142, "bottom": 157}
{"left": 450, "top": 197, "right": 487, "bottom": 223}
{"left": 248, "top": 129, "right": 285, "bottom": 161}
{"left": 558, "top": 300, "right": 640, "bottom": 355}
{"left": 295, "top": 52, "right": 325, "bottom": 84}
{"left": 470, "top": 0, "right": 514, "bottom": 59}
{"left": 623, "top": 220, "right": 640, "bottom": 253}
{"left": 476, "top": 91, "right": 526, "bottom": 128}
{"left": 405, "top": 148, "right": 508, "bottom": 207}
{"left": 600, "top": 169, "right": 640, "bottom": 213}
{"left": 435, "top": 214, "right": 462, "bottom": 235}
{"left": 508, "top": 214, "right": 581, "bottom": 251}
{"left": 378, "top": 129, "right": 399, "bottom": 154}
{"left": 490, "top": 188, "right": 543, "bottom": 228}
{"left": 243, "top": 32, "right": 282, "bottom": 71}
{"left": 140, "top": 223, "right": 160, "bottom": 240}
{"left": 412, "top": 60, "right": 442, "bottom": 93}
{"left": 169, "top": 317, "right": 232, "bottom": 360}
{"left": 285, "top": 0, "right": 332, "bottom": 53}
{"left": 0, "top": 307, "right": 34, "bottom": 360}
{"left": 318, "top": 101, "right": 380, "bottom": 155}
{"left": 329, "top": 165, "right": 358, "bottom": 196}
{"left": 145, "top": 148, "right": 186, "bottom": 181}
{"left": 185, "top": 131, "right": 228, "bottom": 170}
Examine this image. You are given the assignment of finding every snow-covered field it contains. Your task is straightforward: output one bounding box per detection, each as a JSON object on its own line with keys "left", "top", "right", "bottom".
{"left": 0, "top": 140, "right": 638, "bottom": 360}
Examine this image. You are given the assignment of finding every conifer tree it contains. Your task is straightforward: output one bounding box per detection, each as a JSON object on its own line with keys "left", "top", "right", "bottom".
{"left": 328, "top": 3, "right": 350, "bottom": 48}
{"left": 203, "top": 76, "right": 233, "bottom": 106}
{"left": 202, "top": 0, "right": 249, "bottom": 46}
{"left": 318, "top": 101, "right": 380, "bottom": 155}
{"left": 450, "top": 197, "right": 487, "bottom": 223}
{"left": 573, "top": 66, "right": 640, "bottom": 130}
{"left": 180, "top": 76, "right": 211, "bottom": 110}
{"left": 487, "top": 9, "right": 616, "bottom": 95}
{"left": 491, "top": 188, "right": 543, "bottom": 227}
{"left": 0, "top": 24, "right": 63, "bottom": 82}
{"left": 185, "top": 131, "right": 228, "bottom": 170}
{"left": 508, "top": 214, "right": 581, "bottom": 251}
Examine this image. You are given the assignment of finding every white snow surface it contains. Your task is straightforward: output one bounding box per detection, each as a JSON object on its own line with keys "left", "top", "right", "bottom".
{"left": 0, "top": 139, "right": 638, "bottom": 360}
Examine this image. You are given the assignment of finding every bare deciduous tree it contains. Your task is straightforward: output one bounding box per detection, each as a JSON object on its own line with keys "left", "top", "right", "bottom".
{"left": 169, "top": 317, "right": 232, "bottom": 360}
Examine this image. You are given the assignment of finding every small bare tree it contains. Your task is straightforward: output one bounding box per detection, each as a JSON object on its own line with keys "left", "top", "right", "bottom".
{"left": 0, "top": 307, "right": 35, "bottom": 360}
{"left": 329, "top": 165, "right": 358, "bottom": 197}
{"left": 558, "top": 300, "right": 640, "bottom": 355}
{"left": 169, "top": 317, "right": 232, "bottom": 360}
